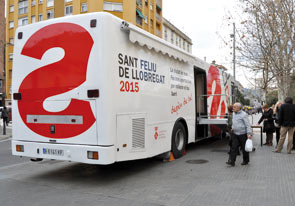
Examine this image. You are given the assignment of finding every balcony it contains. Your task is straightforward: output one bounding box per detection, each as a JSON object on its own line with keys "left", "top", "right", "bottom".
{"left": 136, "top": 0, "right": 142, "bottom": 8}
{"left": 156, "top": 13, "right": 161, "bottom": 22}
{"left": 156, "top": 0, "right": 162, "bottom": 12}
{"left": 156, "top": 29, "right": 162, "bottom": 37}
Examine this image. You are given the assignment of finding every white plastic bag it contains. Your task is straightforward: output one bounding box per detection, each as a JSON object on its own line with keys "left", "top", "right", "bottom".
{"left": 245, "top": 139, "right": 253, "bottom": 152}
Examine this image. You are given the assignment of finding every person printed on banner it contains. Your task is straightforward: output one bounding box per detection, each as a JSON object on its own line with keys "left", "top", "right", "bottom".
{"left": 274, "top": 97, "right": 295, "bottom": 154}
{"left": 226, "top": 102, "right": 252, "bottom": 167}
{"left": 258, "top": 104, "right": 275, "bottom": 146}
{"left": 273, "top": 101, "right": 282, "bottom": 148}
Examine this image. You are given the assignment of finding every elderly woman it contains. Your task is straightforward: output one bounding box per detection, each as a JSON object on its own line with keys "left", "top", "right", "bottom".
{"left": 258, "top": 104, "right": 275, "bottom": 146}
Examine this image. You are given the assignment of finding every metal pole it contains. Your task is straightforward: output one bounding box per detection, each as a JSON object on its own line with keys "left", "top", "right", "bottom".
{"left": 233, "top": 23, "right": 236, "bottom": 82}
{"left": 3, "top": 118, "right": 6, "bottom": 135}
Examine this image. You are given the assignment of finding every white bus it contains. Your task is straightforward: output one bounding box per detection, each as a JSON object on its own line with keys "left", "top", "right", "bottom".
{"left": 11, "top": 12, "right": 233, "bottom": 165}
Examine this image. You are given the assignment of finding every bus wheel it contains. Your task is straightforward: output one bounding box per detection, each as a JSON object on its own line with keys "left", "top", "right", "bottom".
{"left": 171, "top": 122, "right": 187, "bottom": 159}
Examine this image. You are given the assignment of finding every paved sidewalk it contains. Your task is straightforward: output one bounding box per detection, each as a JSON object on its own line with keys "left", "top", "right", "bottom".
{"left": 0, "top": 121, "right": 12, "bottom": 141}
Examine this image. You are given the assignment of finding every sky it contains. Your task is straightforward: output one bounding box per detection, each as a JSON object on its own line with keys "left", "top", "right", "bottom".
{"left": 163, "top": 0, "right": 251, "bottom": 88}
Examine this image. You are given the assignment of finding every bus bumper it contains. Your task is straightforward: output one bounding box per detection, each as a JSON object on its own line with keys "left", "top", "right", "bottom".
{"left": 11, "top": 140, "right": 116, "bottom": 165}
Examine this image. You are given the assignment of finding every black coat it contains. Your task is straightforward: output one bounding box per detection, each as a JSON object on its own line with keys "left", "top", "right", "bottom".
{"left": 278, "top": 103, "right": 295, "bottom": 127}
{"left": 258, "top": 108, "right": 275, "bottom": 133}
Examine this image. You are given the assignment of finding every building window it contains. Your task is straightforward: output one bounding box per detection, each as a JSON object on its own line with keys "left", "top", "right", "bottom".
{"left": 9, "top": 5, "right": 14, "bottom": 12}
{"left": 18, "top": 17, "right": 28, "bottom": 27}
{"left": 32, "top": 0, "right": 36, "bottom": 6}
{"left": 65, "top": 5, "right": 73, "bottom": 16}
{"left": 47, "top": 0, "right": 54, "bottom": 7}
{"left": 47, "top": 10, "right": 54, "bottom": 19}
{"left": 144, "top": 16, "right": 148, "bottom": 24}
{"left": 136, "top": 0, "right": 142, "bottom": 7}
{"left": 9, "top": 54, "right": 13, "bottom": 61}
{"left": 104, "top": 2, "right": 123, "bottom": 12}
{"left": 39, "top": 14, "right": 43, "bottom": 21}
{"left": 150, "top": 19, "right": 153, "bottom": 28}
{"left": 39, "top": 0, "right": 43, "bottom": 4}
{"left": 183, "top": 41, "right": 185, "bottom": 49}
{"left": 9, "top": 21, "right": 14, "bottom": 29}
{"left": 171, "top": 31, "right": 174, "bottom": 44}
{"left": 18, "top": 0, "right": 28, "bottom": 15}
{"left": 164, "top": 29, "right": 167, "bottom": 40}
{"left": 150, "top": 3, "right": 153, "bottom": 10}
{"left": 65, "top": 0, "right": 72, "bottom": 2}
{"left": 176, "top": 36, "right": 178, "bottom": 46}
{"left": 187, "top": 44, "right": 190, "bottom": 52}
{"left": 81, "top": 3, "right": 88, "bottom": 12}
{"left": 32, "top": 15, "right": 36, "bottom": 23}
{"left": 145, "top": 0, "right": 148, "bottom": 6}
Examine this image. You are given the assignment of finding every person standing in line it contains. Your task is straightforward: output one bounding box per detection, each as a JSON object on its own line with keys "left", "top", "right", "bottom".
{"left": 273, "top": 101, "right": 282, "bottom": 148}
{"left": 226, "top": 102, "right": 252, "bottom": 167}
{"left": 274, "top": 97, "right": 295, "bottom": 154}
{"left": 258, "top": 104, "right": 275, "bottom": 146}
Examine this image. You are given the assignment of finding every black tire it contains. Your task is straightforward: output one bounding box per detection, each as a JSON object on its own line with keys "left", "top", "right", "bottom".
{"left": 171, "top": 122, "right": 187, "bottom": 159}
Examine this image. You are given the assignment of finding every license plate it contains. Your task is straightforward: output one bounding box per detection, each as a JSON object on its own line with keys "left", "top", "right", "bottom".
{"left": 43, "top": 148, "right": 64, "bottom": 156}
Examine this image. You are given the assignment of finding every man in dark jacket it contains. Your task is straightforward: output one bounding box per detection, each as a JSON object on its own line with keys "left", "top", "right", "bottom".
{"left": 274, "top": 97, "right": 295, "bottom": 154}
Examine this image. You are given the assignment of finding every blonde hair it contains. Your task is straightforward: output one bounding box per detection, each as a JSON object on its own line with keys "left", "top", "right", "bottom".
{"left": 274, "top": 101, "right": 283, "bottom": 114}
{"left": 262, "top": 104, "right": 269, "bottom": 109}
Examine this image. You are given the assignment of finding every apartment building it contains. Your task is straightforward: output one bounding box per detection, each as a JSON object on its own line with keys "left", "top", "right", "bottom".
{"left": 0, "top": 0, "right": 5, "bottom": 105}
{"left": 5, "top": 0, "right": 162, "bottom": 101}
{"left": 163, "top": 18, "right": 192, "bottom": 53}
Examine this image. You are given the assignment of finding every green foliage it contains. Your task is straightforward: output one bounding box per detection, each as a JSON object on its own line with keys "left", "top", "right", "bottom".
{"left": 266, "top": 90, "right": 278, "bottom": 106}
{"left": 236, "top": 90, "right": 250, "bottom": 106}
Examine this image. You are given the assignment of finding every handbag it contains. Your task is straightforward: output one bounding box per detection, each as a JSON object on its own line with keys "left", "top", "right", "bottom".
{"left": 245, "top": 139, "right": 253, "bottom": 152}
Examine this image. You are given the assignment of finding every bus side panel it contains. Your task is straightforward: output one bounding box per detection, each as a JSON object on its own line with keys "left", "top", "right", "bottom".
{"left": 100, "top": 14, "right": 195, "bottom": 161}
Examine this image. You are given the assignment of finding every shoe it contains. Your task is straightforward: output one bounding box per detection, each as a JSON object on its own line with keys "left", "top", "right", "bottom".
{"left": 292, "top": 148, "right": 295, "bottom": 150}
{"left": 268, "top": 143, "right": 273, "bottom": 146}
{"left": 263, "top": 143, "right": 268, "bottom": 145}
{"left": 252, "top": 148, "right": 256, "bottom": 152}
{"left": 287, "top": 151, "right": 291, "bottom": 154}
{"left": 241, "top": 162, "right": 248, "bottom": 165}
{"left": 226, "top": 161, "right": 235, "bottom": 166}
{"left": 272, "top": 150, "right": 281, "bottom": 153}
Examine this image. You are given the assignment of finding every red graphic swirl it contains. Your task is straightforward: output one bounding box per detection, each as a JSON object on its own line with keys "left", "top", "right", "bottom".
{"left": 18, "top": 23, "right": 95, "bottom": 138}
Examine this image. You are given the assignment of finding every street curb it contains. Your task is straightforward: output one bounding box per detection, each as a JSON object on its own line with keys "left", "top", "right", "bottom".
{"left": 0, "top": 135, "right": 12, "bottom": 142}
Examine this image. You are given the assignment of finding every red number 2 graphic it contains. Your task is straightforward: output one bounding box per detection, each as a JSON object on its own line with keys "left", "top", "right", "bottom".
{"left": 18, "top": 23, "right": 96, "bottom": 138}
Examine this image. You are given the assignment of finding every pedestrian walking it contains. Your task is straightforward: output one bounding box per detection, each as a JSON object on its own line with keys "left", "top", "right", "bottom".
{"left": 1, "top": 106, "right": 9, "bottom": 126}
{"left": 226, "top": 102, "right": 252, "bottom": 167}
{"left": 258, "top": 104, "right": 275, "bottom": 146}
{"left": 227, "top": 105, "right": 233, "bottom": 155}
{"left": 273, "top": 101, "right": 282, "bottom": 147}
{"left": 273, "top": 97, "right": 295, "bottom": 154}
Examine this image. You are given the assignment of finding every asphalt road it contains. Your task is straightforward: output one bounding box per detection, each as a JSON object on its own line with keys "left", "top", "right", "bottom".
{"left": 0, "top": 139, "right": 30, "bottom": 168}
